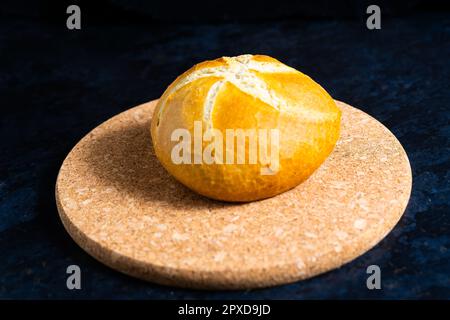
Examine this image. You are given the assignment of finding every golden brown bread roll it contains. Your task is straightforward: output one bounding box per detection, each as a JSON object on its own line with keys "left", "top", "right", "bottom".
{"left": 151, "top": 54, "right": 341, "bottom": 202}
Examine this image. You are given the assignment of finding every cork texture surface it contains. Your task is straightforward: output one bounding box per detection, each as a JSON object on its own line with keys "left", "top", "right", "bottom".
{"left": 55, "top": 100, "right": 412, "bottom": 289}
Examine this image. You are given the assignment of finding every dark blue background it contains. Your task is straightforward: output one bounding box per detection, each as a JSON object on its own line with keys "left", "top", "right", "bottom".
{"left": 0, "top": 1, "right": 449, "bottom": 299}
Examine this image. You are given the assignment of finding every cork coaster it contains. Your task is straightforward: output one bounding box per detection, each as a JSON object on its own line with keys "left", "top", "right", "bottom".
{"left": 55, "top": 100, "right": 412, "bottom": 290}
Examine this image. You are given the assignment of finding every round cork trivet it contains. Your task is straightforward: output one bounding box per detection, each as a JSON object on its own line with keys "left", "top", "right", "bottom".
{"left": 55, "top": 100, "right": 412, "bottom": 290}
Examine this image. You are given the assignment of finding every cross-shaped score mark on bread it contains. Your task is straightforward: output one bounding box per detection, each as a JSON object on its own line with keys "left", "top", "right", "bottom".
{"left": 156, "top": 55, "right": 298, "bottom": 128}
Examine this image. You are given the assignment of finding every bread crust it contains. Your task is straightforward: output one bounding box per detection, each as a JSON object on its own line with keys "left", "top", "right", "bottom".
{"left": 151, "top": 54, "right": 341, "bottom": 202}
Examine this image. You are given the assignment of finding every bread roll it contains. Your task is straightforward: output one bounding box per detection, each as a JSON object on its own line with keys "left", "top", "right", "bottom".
{"left": 151, "top": 54, "right": 341, "bottom": 202}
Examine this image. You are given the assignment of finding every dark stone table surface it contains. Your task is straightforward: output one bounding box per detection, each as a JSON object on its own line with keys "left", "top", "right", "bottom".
{"left": 0, "top": 11, "right": 449, "bottom": 299}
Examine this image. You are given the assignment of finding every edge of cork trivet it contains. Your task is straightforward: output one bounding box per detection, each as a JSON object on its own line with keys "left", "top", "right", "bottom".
{"left": 55, "top": 99, "right": 412, "bottom": 290}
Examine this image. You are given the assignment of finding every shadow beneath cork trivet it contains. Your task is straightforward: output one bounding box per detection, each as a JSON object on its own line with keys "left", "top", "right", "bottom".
{"left": 82, "top": 117, "right": 239, "bottom": 211}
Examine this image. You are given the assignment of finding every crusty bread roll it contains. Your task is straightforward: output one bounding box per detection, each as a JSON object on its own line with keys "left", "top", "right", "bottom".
{"left": 151, "top": 54, "right": 341, "bottom": 202}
